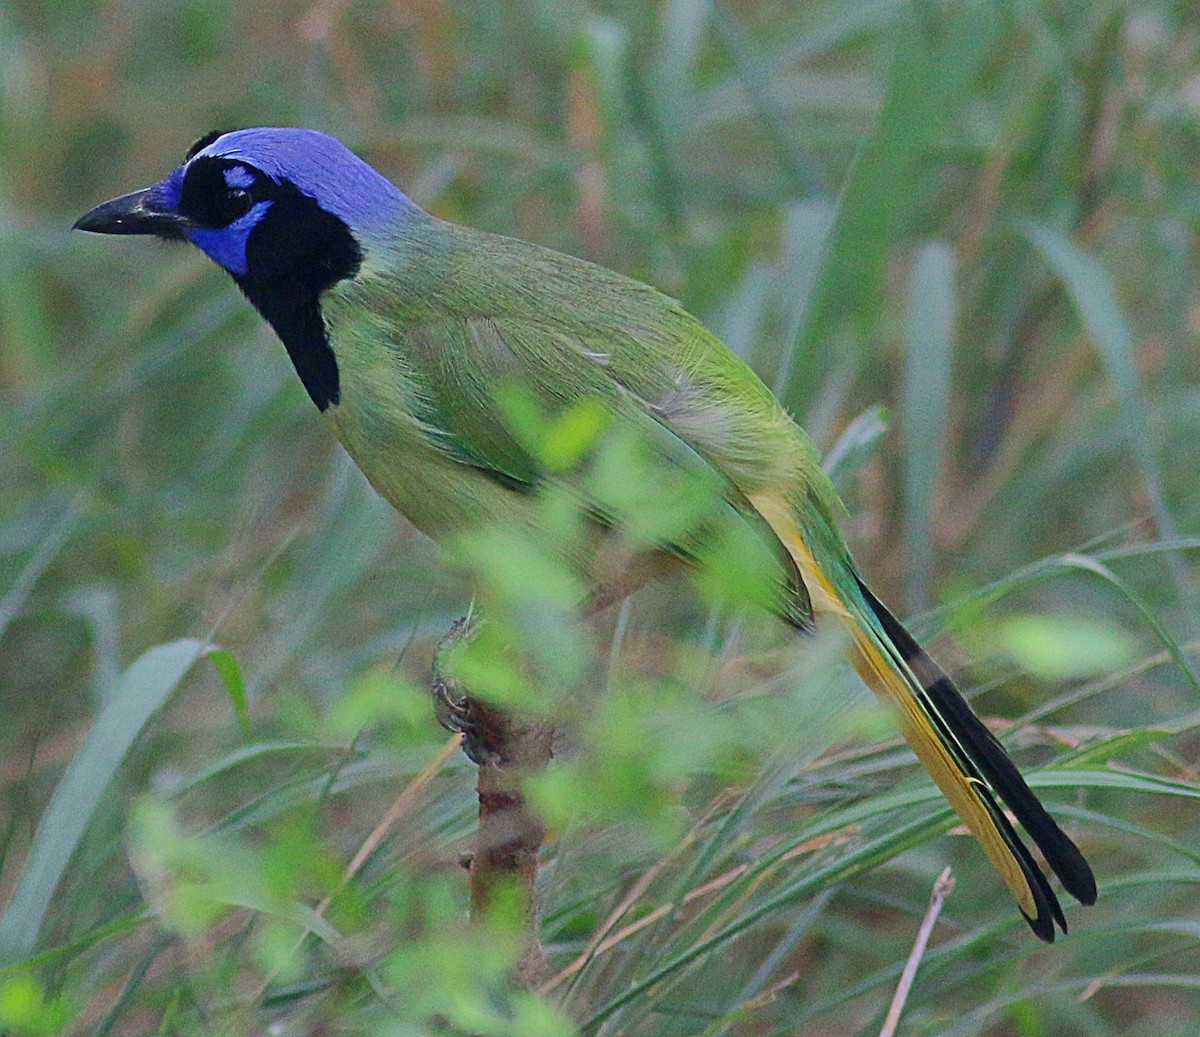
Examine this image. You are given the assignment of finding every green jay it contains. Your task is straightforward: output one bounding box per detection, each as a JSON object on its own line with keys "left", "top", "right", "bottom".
{"left": 75, "top": 127, "right": 1096, "bottom": 940}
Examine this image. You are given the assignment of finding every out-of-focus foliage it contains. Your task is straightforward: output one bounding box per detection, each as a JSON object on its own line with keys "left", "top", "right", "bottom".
{"left": 3, "top": 1, "right": 1200, "bottom": 1034}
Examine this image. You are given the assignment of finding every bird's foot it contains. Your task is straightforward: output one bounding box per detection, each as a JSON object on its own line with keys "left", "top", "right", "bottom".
{"left": 431, "top": 615, "right": 502, "bottom": 765}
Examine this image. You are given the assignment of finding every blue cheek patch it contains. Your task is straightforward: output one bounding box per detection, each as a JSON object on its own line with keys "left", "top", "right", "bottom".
{"left": 185, "top": 200, "right": 272, "bottom": 275}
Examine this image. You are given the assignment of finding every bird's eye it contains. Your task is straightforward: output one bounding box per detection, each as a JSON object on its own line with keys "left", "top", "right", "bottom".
{"left": 178, "top": 159, "right": 265, "bottom": 228}
{"left": 227, "top": 188, "right": 253, "bottom": 219}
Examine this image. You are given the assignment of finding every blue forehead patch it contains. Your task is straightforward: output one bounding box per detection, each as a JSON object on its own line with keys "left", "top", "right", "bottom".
{"left": 149, "top": 166, "right": 185, "bottom": 212}
{"left": 190, "top": 127, "right": 409, "bottom": 234}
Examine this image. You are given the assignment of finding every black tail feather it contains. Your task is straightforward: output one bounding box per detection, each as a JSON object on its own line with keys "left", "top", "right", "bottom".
{"left": 856, "top": 578, "right": 1097, "bottom": 911}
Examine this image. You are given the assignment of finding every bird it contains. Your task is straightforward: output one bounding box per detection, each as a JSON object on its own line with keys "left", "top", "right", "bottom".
{"left": 75, "top": 126, "right": 1096, "bottom": 940}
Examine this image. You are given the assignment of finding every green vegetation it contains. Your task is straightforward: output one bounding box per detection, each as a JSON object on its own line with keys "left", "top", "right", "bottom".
{"left": 4, "top": 1, "right": 1200, "bottom": 1033}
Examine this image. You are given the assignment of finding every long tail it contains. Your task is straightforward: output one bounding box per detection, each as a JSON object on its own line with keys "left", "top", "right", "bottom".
{"left": 764, "top": 502, "right": 1097, "bottom": 940}
{"left": 849, "top": 577, "right": 1096, "bottom": 940}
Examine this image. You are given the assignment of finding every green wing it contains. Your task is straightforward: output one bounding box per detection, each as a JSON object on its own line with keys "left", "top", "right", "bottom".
{"left": 402, "top": 314, "right": 812, "bottom": 627}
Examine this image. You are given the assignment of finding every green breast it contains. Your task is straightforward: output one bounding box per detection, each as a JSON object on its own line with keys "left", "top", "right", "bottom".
{"left": 319, "top": 294, "right": 524, "bottom": 541}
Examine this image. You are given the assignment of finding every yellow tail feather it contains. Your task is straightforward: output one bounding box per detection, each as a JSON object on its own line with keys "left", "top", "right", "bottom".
{"left": 849, "top": 630, "right": 1039, "bottom": 917}
{"left": 749, "top": 492, "right": 1046, "bottom": 922}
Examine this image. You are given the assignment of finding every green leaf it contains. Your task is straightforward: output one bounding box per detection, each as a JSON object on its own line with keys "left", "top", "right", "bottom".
{"left": 934, "top": 550, "right": 1200, "bottom": 697}
{"left": 996, "top": 612, "right": 1136, "bottom": 680}
{"left": 207, "top": 647, "right": 250, "bottom": 738}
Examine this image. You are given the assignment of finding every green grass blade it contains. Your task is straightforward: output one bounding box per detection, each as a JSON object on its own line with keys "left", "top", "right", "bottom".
{"left": 577, "top": 762, "right": 1168, "bottom": 1032}
{"left": 0, "top": 639, "right": 209, "bottom": 964}
{"left": 930, "top": 549, "right": 1200, "bottom": 696}
{"left": 903, "top": 241, "right": 954, "bottom": 612}
{"left": 709, "top": 5, "right": 826, "bottom": 194}
{"left": 0, "top": 494, "right": 88, "bottom": 647}
{"left": 578, "top": 811, "right": 949, "bottom": 1033}
{"left": 1056, "top": 553, "right": 1200, "bottom": 697}
{"left": 656, "top": 0, "right": 709, "bottom": 107}
{"left": 772, "top": 197, "right": 838, "bottom": 400}
{"left": 822, "top": 404, "right": 888, "bottom": 488}
{"left": 789, "top": 1, "right": 1000, "bottom": 399}
{"left": 172, "top": 740, "right": 351, "bottom": 797}
{"left": 93, "top": 934, "right": 170, "bottom": 1037}
{"left": 769, "top": 0, "right": 907, "bottom": 68}
{"left": 1053, "top": 805, "right": 1200, "bottom": 867}
{"left": 0, "top": 909, "right": 149, "bottom": 976}
{"left": 1026, "top": 766, "right": 1200, "bottom": 801}
{"left": 1022, "top": 221, "right": 1192, "bottom": 613}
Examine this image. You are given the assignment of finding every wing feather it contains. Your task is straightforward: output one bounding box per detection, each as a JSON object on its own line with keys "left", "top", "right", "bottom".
{"left": 400, "top": 315, "right": 812, "bottom": 626}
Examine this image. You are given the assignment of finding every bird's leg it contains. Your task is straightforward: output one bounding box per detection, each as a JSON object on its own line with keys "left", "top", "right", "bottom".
{"left": 431, "top": 616, "right": 488, "bottom": 760}
{"left": 431, "top": 615, "right": 554, "bottom": 986}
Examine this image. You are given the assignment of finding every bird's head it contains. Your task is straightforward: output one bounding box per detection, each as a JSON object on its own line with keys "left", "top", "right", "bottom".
{"left": 74, "top": 127, "right": 411, "bottom": 287}
{"left": 76, "top": 127, "right": 417, "bottom": 411}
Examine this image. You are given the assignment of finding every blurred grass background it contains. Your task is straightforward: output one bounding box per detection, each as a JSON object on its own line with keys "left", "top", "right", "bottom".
{"left": 4, "top": 0, "right": 1200, "bottom": 1033}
